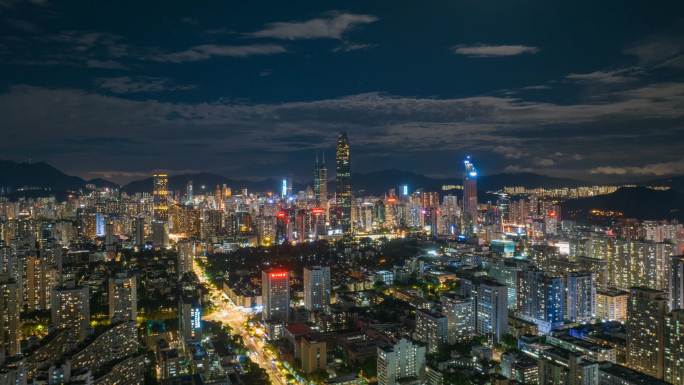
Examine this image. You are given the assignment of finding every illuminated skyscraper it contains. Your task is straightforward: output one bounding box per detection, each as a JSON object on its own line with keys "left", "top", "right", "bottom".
{"left": 0, "top": 274, "right": 21, "bottom": 357}
{"left": 335, "top": 132, "right": 352, "bottom": 234}
{"left": 262, "top": 269, "right": 290, "bottom": 322}
{"left": 153, "top": 173, "right": 169, "bottom": 222}
{"left": 313, "top": 153, "right": 328, "bottom": 207}
{"left": 462, "top": 156, "right": 478, "bottom": 233}
{"left": 51, "top": 284, "right": 90, "bottom": 340}
{"left": 671, "top": 256, "right": 684, "bottom": 311}
{"left": 186, "top": 180, "right": 193, "bottom": 203}
{"left": 626, "top": 287, "right": 666, "bottom": 379}
{"left": 108, "top": 273, "right": 137, "bottom": 323}
{"left": 303, "top": 266, "right": 331, "bottom": 311}
{"left": 665, "top": 310, "right": 684, "bottom": 385}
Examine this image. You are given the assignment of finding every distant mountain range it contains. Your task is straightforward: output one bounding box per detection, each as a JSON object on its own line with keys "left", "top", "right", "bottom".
{"left": 1, "top": 160, "right": 683, "bottom": 221}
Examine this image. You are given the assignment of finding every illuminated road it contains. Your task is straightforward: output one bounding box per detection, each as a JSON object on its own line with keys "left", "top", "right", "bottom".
{"left": 193, "top": 262, "right": 289, "bottom": 385}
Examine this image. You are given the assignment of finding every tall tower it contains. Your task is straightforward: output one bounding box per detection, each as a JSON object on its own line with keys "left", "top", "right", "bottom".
{"left": 336, "top": 133, "right": 352, "bottom": 234}
{"left": 51, "top": 284, "right": 90, "bottom": 340}
{"left": 314, "top": 153, "right": 328, "bottom": 207}
{"left": 462, "top": 156, "right": 478, "bottom": 234}
{"left": 153, "top": 173, "right": 169, "bottom": 222}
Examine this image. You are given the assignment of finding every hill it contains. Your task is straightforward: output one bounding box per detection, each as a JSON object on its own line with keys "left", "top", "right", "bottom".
{"left": 562, "top": 186, "right": 684, "bottom": 221}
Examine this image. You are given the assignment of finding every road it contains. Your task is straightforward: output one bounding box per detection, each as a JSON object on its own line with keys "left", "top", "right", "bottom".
{"left": 193, "top": 261, "right": 290, "bottom": 385}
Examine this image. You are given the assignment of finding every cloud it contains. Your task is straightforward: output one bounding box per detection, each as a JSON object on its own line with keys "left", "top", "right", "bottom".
{"left": 246, "top": 12, "right": 377, "bottom": 40}
{"left": 566, "top": 68, "right": 642, "bottom": 83}
{"left": 534, "top": 158, "right": 555, "bottom": 167}
{"left": 332, "top": 41, "right": 375, "bottom": 52}
{"left": 451, "top": 44, "right": 539, "bottom": 57}
{"left": 86, "top": 59, "right": 127, "bottom": 69}
{"left": 1, "top": 80, "right": 683, "bottom": 178}
{"left": 624, "top": 35, "right": 683, "bottom": 67}
{"left": 491, "top": 146, "right": 527, "bottom": 159}
{"left": 590, "top": 158, "right": 684, "bottom": 176}
{"left": 148, "top": 44, "right": 287, "bottom": 63}
{"left": 95, "top": 76, "right": 196, "bottom": 94}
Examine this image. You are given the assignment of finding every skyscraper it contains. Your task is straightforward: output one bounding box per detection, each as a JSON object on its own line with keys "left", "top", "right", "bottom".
{"left": 566, "top": 272, "right": 596, "bottom": 323}
{"left": 108, "top": 273, "right": 137, "bottom": 323}
{"left": 262, "top": 269, "right": 290, "bottom": 322}
{"left": 303, "top": 266, "right": 331, "bottom": 311}
{"left": 516, "top": 269, "right": 565, "bottom": 334}
{"left": 665, "top": 310, "right": 684, "bottom": 385}
{"left": 626, "top": 287, "right": 667, "bottom": 379}
{"left": 462, "top": 156, "right": 478, "bottom": 234}
{"left": 51, "top": 284, "right": 90, "bottom": 340}
{"left": 313, "top": 153, "right": 328, "bottom": 207}
{"left": 153, "top": 173, "right": 169, "bottom": 222}
{"left": 671, "top": 256, "right": 684, "bottom": 311}
{"left": 473, "top": 278, "right": 509, "bottom": 343}
{"left": 335, "top": 132, "right": 352, "bottom": 234}
{"left": 0, "top": 274, "right": 21, "bottom": 357}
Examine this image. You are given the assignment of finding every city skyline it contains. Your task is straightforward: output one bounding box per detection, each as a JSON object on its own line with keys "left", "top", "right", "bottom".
{"left": 1, "top": 0, "right": 683, "bottom": 182}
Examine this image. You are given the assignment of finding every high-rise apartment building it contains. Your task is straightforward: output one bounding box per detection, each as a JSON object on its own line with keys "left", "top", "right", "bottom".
{"left": 440, "top": 294, "right": 475, "bottom": 343}
{"left": 626, "top": 287, "right": 667, "bottom": 379}
{"left": 377, "top": 338, "right": 426, "bottom": 385}
{"left": 671, "top": 256, "right": 684, "bottom": 311}
{"left": 0, "top": 274, "right": 21, "bottom": 357}
{"left": 51, "top": 284, "right": 90, "bottom": 340}
{"left": 262, "top": 270, "right": 290, "bottom": 322}
{"left": 596, "top": 288, "right": 628, "bottom": 322}
{"left": 566, "top": 272, "right": 596, "bottom": 323}
{"left": 473, "top": 278, "right": 509, "bottom": 344}
{"left": 335, "top": 132, "right": 352, "bottom": 234}
{"left": 665, "top": 310, "right": 684, "bottom": 385}
{"left": 108, "top": 273, "right": 137, "bottom": 323}
{"left": 26, "top": 255, "right": 59, "bottom": 311}
{"left": 415, "top": 309, "right": 448, "bottom": 353}
{"left": 517, "top": 270, "right": 565, "bottom": 334}
{"left": 303, "top": 266, "right": 330, "bottom": 312}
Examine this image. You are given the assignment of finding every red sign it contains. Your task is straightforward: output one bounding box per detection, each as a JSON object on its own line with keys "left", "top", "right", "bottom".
{"left": 270, "top": 272, "right": 287, "bottom": 279}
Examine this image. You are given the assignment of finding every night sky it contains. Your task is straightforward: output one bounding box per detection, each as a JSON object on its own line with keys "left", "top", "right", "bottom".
{"left": 1, "top": 0, "right": 683, "bottom": 184}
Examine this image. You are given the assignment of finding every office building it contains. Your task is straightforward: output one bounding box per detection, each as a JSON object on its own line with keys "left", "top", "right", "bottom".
{"left": 153, "top": 173, "right": 169, "bottom": 222}
{"left": 262, "top": 269, "right": 290, "bottom": 322}
{"left": 51, "top": 284, "right": 90, "bottom": 340}
{"left": 108, "top": 273, "right": 137, "bottom": 323}
{"left": 303, "top": 266, "right": 331, "bottom": 312}
{"left": 301, "top": 335, "right": 327, "bottom": 374}
{"left": 335, "top": 132, "right": 352, "bottom": 234}
{"left": 626, "top": 287, "right": 666, "bottom": 379}
{"left": 134, "top": 217, "right": 145, "bottom": 247}
{"left": 377, "top": 338, "right": 426, "bottom": 385}
{"left": 314, "top": 153, "right": 328, "bottom": 207}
